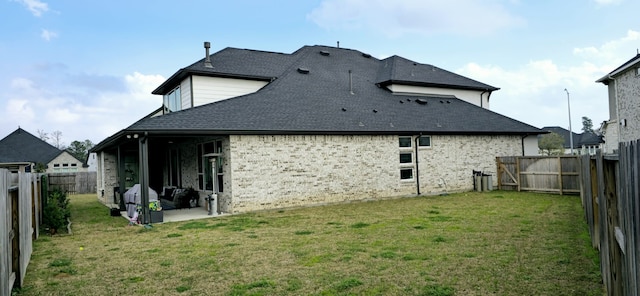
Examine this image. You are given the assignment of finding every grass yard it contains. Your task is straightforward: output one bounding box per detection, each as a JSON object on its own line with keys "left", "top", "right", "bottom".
{"left": 16, "top": 191, "right": 602, "bottom": 296}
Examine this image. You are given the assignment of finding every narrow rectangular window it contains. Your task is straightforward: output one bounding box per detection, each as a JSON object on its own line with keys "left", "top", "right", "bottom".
{"left": 198, "top": 140, "right": 224, "bottom": 192}
{"left": 168, "top": 149, "right": 180, "bottom": 187}
{"left": 400, "top": 168, "right": 413, "bottom": 180}
{"left": 399, "top": 137, "right": 412, "bottom": 148}
{"left": 400, "top": 153, "right": 412, "bottom": 163}
{"left": 418, "top": 136, "right": 431, "bottom": 147}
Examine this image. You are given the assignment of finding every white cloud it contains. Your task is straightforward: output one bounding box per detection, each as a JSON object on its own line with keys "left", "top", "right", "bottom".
{"left": 457, "top": 31, "right": 639, "bottom": 130}
{"left": 308, "top": 0, "right": 525, "bottom": 37}
{"left": 573, "top": 30, "right": 640, "bottom": 65}
{"left": 41, "top": 29, "right": 58, "bottom": 41}
{"left": 14, "top": 0, "right": 49, "bottom": 17}
{"left": 593, "top": 0, "right": 622, "bottom": 5}
{"left": 0, "top": 72, "right": 165, "bottom": 145}
{"left": 5, "top": 99, "right": 35, "bottom": 122}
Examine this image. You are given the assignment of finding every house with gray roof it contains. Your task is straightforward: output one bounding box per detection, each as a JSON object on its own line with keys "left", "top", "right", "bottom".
{"left": 539, "top": 126, "right": 604, "bottom": 155}
{"left": 92, "top": 43, "right": 544, "bottom": 219}
{"left": 597, "top": 53, "right": 640, "bottom": 154}
{"left": 0, "top": 128, "right": 88, "bottom": 173}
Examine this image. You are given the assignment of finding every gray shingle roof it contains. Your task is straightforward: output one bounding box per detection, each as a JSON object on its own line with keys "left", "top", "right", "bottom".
{"left": 540, "top": 126, "right": 604, "bottom": 148}
{"left": 376, "top": 55, "right": 499, "bottom": 91}
{"left": 596, "top": 53, "right": 640, "bottom": 84}
{"left": 0, "top": 128, "right": 62, "bottom": 164}
{"left": 152, "top": 47, "right": 295, "bottom": 95}
{"left": 130, "top": 45, "right": 539, "bottom": 135}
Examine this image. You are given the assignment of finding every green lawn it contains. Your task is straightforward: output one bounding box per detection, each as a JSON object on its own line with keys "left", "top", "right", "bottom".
{"left": 16, "top": 191, "right": 602, "bottom": 295}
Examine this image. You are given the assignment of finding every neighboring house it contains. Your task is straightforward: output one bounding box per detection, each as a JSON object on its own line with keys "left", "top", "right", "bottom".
{"left": 86, "top": 152, "right": 98, "bottom": 172}
{"left": 0, "top": 128, "right": 88, "bottom": 173}
{"left": 91, "top": 43, "right": 544, "bottom": 215}
{"left": 539, "top": 126, "right": 604, "bottom": 155}
{"left": 597, "top": 53, "right": 640, "bottom": 154}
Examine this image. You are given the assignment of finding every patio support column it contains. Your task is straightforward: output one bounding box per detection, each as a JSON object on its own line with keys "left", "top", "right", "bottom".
{"left": 138, "top": 133, "right": 150, "bottom": 225}
{"left": 117, "top": 146, "right": 126, "bottom": 210}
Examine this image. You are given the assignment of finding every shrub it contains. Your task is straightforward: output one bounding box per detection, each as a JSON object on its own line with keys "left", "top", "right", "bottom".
{"left": 42, "top": 189, "right": 71, "bottom": 234}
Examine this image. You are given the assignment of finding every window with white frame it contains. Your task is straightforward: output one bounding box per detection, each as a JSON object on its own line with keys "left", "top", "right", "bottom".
{"left": 400, "top": 168, "right": 413, "bottom": 180}
{"left": 418, "top": 136, "right": 431, "bottom": 147}
{"left": 399, "top": 137, "right": 412, "bottom": 148}
{"left": 399, "top": 136, "right": 414, "bottom": 180}
{"left": 163, "top": 86, "right": 181, "bottom": 113}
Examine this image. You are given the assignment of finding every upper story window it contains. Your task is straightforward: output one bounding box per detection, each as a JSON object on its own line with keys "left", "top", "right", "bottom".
{"left": 163, "top": 86, "right": 181, "bottom": 113}
{"left": 399, "top": 137, "right": 412, "bottom": 148}
{"left": 418, "top": 136, "right": 431, "bottom": 147}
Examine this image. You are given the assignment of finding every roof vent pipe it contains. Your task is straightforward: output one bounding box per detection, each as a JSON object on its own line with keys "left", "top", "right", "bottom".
{"left": 349, "top": 70, "right": 354, "bottom": 95}
{"left": 204, "top": 41, "right": 213, "bottom": 68}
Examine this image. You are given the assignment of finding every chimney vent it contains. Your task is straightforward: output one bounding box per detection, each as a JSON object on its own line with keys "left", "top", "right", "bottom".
{"left": 204, "top": 41, "right": 213, "bottom": 68}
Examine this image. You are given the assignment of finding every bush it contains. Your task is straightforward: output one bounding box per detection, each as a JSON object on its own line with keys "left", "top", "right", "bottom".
{"left": 42, "top": 189, "right": 71, "bottom": 234}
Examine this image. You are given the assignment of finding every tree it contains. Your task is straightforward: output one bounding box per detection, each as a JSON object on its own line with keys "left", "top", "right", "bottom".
{"left": 539, "top": 132, "right": 565, "bottom": 155}
{"left": 34, "top": 162, "right": 47, "bottom": 173}
{"left": 67, "top": 139, "right": 94, "bottom": 162}
{"left": 51, "top": 130, "right": 65, "bottom": 149}
{"left": 582, "top": 116, "right": 593, "bottom": 133}
{"left": 37, "top": 129, "right": 49, "bottom": 142}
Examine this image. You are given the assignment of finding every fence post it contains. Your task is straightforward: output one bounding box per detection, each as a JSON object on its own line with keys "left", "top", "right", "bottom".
{"left": 516, "top": 157, "right": 521, "bottom": 191}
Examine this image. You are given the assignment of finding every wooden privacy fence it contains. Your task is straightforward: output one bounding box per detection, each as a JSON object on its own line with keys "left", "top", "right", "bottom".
{"left": 0, "top": 169, "right": 43, "bottom": 296}
{"left": 496, "top": 156, "right": 580, "bottom": 194}
{"left": 47, "top": 171, "right": 96, "bottom": 194}
{"left": 580, "top": 143, "right": 640, "bottom": 296}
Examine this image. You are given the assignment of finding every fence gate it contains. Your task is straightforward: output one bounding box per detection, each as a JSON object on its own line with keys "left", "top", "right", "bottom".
{"left": 496, "top": 156, "right": 580, "bottom": 195}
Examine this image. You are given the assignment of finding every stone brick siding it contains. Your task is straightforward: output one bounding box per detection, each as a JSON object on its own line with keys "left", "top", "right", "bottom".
{"left": 46, "top": 152, "right": 88, "bottom": 173}
{"left": 172, "top": 137, "right": 231, "bottom": 211}
{"left": 615, "top": 69, "right": 640, "bottom": 143}
{"left": 420, "top": 135, "right": 521, "bottom": 194}
{"left": 228, "top": 134, "right": 522, "bottom": 213}
{"left": 96, "top": 151, "right": 118, "bottom": 205}
{"left": 602, "top": 120, "right": 619, "bottom": 154}
{"left": 95, "top": 134, "right": 521, "bottom": 213}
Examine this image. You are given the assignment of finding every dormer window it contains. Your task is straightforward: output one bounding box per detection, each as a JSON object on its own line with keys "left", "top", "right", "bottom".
{"left": 163, "top": 86, "right": 181, "bottom": 113}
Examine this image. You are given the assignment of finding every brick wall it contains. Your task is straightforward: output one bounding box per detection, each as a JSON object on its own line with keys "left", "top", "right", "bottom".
{"left": 96, "top": 151, "right": 118, "bottom": 205}
{"left": 94, "top": 134, "right": 522, "bottom": 213}
{"left": 228, "top": 134, "right": 522, "bottom": 213}
{"left": 615, "top": 69, "right": 640, "bottom": 143}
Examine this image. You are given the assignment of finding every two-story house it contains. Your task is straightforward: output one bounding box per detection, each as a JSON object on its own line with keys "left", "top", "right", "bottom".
{"left": 539, "top": 126, "right": 604, "bottom": 155}
{"left": 92, "top": 43, "right": 544, "bottom": 218}
{"left": 597, "top": 53, "right": 640, "bottom": 154}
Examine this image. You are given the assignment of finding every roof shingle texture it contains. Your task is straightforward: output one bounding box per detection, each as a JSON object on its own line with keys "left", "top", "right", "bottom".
{"left": 132, "top": 45, "right": 542, "bottom": 135}
{"left": 0, "top": 128, "right": 62, "bottom": 164}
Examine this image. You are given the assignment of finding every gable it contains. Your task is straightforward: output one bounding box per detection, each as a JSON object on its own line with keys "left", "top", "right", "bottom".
{"left": 0, "top": 128, "right": 62, "bottom": 164}
{"left": 191, "top": 75, "right": 269, "bottom": 108}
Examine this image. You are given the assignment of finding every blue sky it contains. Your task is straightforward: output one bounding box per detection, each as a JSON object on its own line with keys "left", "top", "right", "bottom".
{"left": 1, "top": 0, "right": 638, "bottom": 146}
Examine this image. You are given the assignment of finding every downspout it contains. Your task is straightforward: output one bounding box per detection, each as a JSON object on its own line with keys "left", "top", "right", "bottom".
{"left": 521, "top": 134, "right": 528, "bottom": 156}
{"left": 415, "top": 134, "right": 422, "bottom": 195}
{"left": 480, "top": 90, "right": 487, "bottom": 108}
